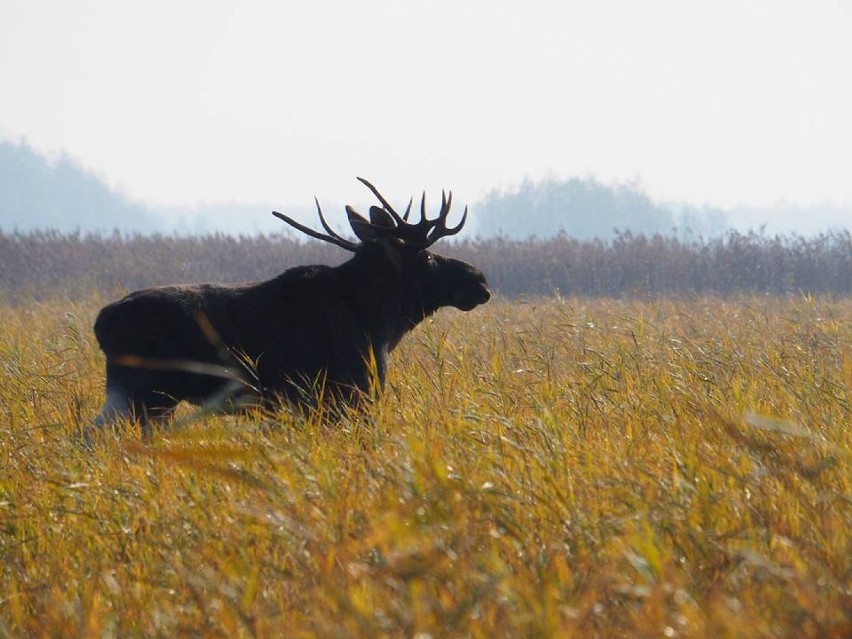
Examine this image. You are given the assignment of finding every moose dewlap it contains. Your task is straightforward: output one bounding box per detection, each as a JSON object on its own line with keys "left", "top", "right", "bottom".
{"left": 93, "top": 178, "right": 490, "bottom": 430}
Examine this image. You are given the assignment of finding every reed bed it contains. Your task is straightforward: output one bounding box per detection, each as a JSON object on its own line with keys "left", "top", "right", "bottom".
{"left": 1, "top": 294, "right": 850, "bottom": 637}
{"left": 2, "top": 229, "right": 851, "bottom": 302}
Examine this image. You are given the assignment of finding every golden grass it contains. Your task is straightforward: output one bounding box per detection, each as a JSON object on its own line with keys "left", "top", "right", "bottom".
{"left": 1, "top": 294, "right": 850, "bottom": 638}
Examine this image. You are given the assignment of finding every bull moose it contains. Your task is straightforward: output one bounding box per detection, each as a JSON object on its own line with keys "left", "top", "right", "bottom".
{"left": 92, "top": 178, "right": 490, "bottom": 431}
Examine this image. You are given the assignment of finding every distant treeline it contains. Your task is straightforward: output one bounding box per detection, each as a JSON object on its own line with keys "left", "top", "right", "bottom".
{"left": 1, "top": 229, "right": 850, "bottom": 301}
{"left": 0, "top": 139, "right": 163, "bottom": 233}
{"left": 476, "top": 177, "right": 727, "bottom": 239}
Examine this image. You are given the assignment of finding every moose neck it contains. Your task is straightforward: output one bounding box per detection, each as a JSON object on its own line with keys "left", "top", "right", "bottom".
{"left": 337, "top": 243, "right": 428, "bottom": 353}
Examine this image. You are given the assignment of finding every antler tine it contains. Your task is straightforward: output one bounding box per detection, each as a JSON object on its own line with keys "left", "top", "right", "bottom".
{"left": 356, "top": 177, "right": 406, "bottom": 226}
{"left": 315, "top": 197, "right": 352, "bottom": 245}
{"left": 349, "top": 178, "right": 468, "bottom": 248}
{"left": 426, "top": 204, "right": 468, "bottom": 245}
{"left": 441, "top": 190, "right": 453, "bottom": 220}
{"left": 271, "top": 210, "right": 358, "bottom": 252}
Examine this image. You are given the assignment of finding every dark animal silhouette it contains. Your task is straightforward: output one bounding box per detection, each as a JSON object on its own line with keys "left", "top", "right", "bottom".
{"left": 93, "top": 178, "right": 490, "bottom": 430}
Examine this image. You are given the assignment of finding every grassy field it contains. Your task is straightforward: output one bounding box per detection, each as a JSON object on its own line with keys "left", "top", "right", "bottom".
{"left": 1, "top": 293, "right": 850, "bottom": 637}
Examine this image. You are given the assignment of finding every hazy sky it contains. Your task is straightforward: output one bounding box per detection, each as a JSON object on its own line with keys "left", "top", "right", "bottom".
{"left": 2, "top": 0, "right": 851, "bottom": 229}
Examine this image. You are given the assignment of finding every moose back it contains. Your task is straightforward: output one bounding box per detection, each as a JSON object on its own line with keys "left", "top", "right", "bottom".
{"left": 93, "top": 178, "right": 490, "bottom": 430}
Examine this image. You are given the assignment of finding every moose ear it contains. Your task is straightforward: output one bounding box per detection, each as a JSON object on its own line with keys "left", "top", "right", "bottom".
{"left": 369, "top": 206, "right": 396, "bottom": 228}
{"left": 346, "top": 206, "right": 380, "bottom": 243}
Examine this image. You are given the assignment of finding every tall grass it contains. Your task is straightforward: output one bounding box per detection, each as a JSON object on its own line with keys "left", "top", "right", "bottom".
{"left": 2, "top": 229, "right": 851, "bottom": 301}
{"left": 1, "top": 294, "right": 850, "bottom": 637}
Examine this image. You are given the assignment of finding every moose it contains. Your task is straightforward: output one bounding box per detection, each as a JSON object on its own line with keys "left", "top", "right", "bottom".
{"left": 92, "top": 178, "right": 490, "bottom": 431}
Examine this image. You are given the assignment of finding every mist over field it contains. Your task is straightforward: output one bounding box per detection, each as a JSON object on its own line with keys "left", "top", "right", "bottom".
{"left": 2, "top": 139, "right": 850, "bottom": 239}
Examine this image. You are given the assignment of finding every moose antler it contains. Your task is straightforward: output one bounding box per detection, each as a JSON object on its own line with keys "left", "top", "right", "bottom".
{"left": 272, "top": 199, "right": 359, "bottom": 252}
{"left": 273, "top": 178, "right": 468, "bottom": 250}
{"left": 353, "top": 177, "right": 468, "bottom": 248}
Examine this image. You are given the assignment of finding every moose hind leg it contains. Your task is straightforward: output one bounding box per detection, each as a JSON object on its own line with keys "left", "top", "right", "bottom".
{"left": 94, "top": 384, "right": 134, "bottom": 428}
{"left": 77, "top": 384, "right": 134, "bottom": 449}
{"left": 130, "top": 390, "right": 180, "bottom": 438}
{"left": 95, "top": 364, "right": 180, "bottom": 433}
{"left": 93, "top": 385, "right": 178, "bottom": 437}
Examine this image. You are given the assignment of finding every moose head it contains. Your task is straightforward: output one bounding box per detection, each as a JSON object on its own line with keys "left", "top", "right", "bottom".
{"left": 274, "top": 177, "right": 490, "bottom": 319}
{"left": 92, "top": 178, "right": 490, "bottom": 432}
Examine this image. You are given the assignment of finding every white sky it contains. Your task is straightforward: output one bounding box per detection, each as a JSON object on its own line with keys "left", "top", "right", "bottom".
{"left": 1, "top": 0, "right": 851, "bottom": 228}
